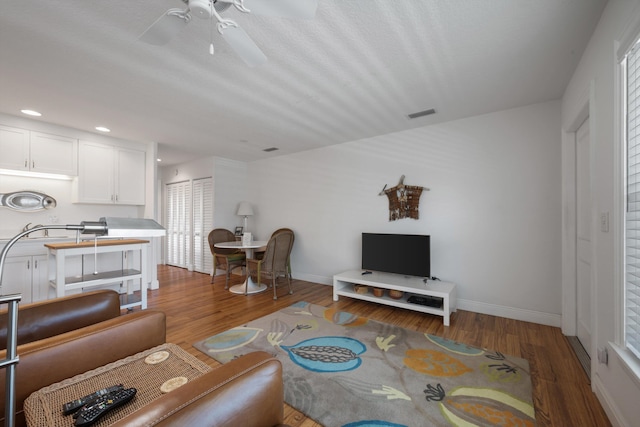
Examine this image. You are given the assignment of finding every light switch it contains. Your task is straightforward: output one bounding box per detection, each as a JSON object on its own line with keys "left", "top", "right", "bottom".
{"left": 600, "top": 212, "right": 609, "bottom": 233}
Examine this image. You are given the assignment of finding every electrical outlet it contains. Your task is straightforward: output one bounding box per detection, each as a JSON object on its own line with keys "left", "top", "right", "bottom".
{"left": 600, "top": 212, "right": 609, "bottom": 233}
{"left": 597, "top": 346, "right": 608, "bottom": 365}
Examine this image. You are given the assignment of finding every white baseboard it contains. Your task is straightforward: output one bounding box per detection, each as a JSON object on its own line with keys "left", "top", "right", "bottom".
{"left": 457, "top": 298, "right": 561, "bottom": 327}
{"left": 593, "top": 373, "right": 628, "bottom": 427}
{"left": 294, "top": 273, "right": 333, "bottom": 285}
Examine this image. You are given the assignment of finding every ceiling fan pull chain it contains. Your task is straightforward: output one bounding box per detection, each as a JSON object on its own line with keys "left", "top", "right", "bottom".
{"left": 210, "top": 11, "right": 215, "bottom": 55}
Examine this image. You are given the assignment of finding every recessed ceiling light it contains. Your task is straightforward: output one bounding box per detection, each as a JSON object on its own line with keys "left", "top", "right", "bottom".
{"left": 21, "top": 109, "right": 42, "bottom": 117}
{"left": 95, "top": 126, "right": 111, "bottom": 132}
{"left": 157, "top": 158, "right": 162, "bottom": 162}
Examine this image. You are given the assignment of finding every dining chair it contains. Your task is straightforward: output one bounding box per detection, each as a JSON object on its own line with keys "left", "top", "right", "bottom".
{"left": 208, "top": 228, "right": 246, "bottom": 289}
{"left": 246, "top": 229, "right": 294, "bottom": 299}
{"left": 254, "top": 228, "right": 295, "bottom": 280}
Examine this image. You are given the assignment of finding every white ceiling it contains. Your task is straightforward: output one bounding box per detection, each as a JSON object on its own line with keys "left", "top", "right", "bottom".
{"left": 0, "top": 1, "right": 607, "bottom": 166}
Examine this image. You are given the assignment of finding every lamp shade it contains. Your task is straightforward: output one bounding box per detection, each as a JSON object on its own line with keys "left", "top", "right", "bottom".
{"left": 237, "top": 201, "right": 254, "bottom": 216}
{"left": 99, "top": 217, "right": 166, "bottom": 237}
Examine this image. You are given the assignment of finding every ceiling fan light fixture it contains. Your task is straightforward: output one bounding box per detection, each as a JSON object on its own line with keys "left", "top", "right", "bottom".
{"left": 189, "top": 0, "right": 212, "bottom": 18}
{"left": 141, "top": 0, "right": 317, "bottom": 65}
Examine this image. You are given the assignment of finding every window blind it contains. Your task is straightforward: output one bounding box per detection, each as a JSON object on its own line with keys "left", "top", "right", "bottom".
{"left": 626, "top": 39, "right": 640, "bottom": 359}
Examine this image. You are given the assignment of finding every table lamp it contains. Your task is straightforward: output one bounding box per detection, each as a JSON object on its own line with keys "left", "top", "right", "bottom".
{"left": 236, "top": 201, "right": 254, "bottom": 232}
{"left": 0, "top": 216, "right": 165, "bottom": 427}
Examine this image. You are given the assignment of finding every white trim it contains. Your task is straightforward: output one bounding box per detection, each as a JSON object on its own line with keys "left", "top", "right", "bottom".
{"left": 561, "top": 124, "right": 578, "bottom": 335}
{"left": 588, "top": 82, "right": 599, "bottom": 386}
{"left": 616, "top": 2, "right": 640, "bottom": 63}
{"left": 593, "top": 370, "right": 629, "bottom": 427}
{"left": 614, "top": 40, "right": 625, "bottom": 346}
{"left": 295, "top": 272, "right": 333, "bottom": 285}
{"left": 561, "top": 83, "right": 593, "bottom": 339}
{"left": 457, "top": 299, "right": 562, "bottom": 327}
{"left": 612, "top": 343, "right": 640, "bottom": 390}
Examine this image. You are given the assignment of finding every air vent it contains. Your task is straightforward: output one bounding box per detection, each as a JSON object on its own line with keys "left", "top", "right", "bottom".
{"left": 263, "top": 147, "right": 279, "bottom": 152}
{"left": 407, "top": 108, "right": 436, "bottom": 119}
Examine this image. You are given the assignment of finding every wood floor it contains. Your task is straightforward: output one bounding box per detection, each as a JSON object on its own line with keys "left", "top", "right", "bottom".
{"left": 147, "top": 265, "right": 611, "bottom": 427}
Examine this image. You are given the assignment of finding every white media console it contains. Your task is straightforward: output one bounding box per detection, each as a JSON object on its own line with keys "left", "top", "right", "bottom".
{"left": 333, "top": 270, "right": 457, "bottom": 326}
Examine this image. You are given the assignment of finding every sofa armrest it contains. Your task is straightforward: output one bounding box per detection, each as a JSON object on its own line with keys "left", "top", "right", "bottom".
{"left": 0, "top": 290, "right": 121, "bottom": 349}
{"left": 110, "top": 351, "right": 289, "bottom": 427}
{"left": 0, "top": 310, "right": 166, "bottom": 427}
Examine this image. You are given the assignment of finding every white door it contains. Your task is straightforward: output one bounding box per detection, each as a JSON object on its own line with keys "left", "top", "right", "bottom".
{"left": 192, "top": 177, "right": 213, "bottom": 274}
{"left": 576, "top": 117, "right": 592, "bottom": 356}
{"left": 165, "top": 180, "right": 191, "bottom": 269}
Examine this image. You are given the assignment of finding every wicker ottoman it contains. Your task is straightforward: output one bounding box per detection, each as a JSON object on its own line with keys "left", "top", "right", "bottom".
{"left": 24, "top": 343, "right": 212, "bottom": 427}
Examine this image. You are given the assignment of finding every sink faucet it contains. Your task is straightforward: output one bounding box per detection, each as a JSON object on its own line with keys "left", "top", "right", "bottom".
{"left": 22, "top": 223, "right": 48, "bottom": 237}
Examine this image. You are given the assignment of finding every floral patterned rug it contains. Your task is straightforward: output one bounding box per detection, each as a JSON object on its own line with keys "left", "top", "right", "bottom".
{"left": 193, "top": 301, "right": 536, "bottom": 427}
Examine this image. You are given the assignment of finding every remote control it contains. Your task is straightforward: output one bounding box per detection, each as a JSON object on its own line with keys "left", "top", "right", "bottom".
{"left": 74, "top": 388, "right": 137, "bottom": 426}
{"left": 63, "top": 384, "right": 124, "bottom": 415}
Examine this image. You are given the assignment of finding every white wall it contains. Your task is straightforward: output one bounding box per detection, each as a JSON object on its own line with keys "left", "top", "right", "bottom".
{"left": 213, "top": 158, "right": 249, "bottom": 233}
{"left": 159, "top": 156, "right": 248, "bottom": 231}
{"left": 248, "top": 100, "right": 562, "bottom": 326}
{"left": 561, "top": 1, "right": 640, "bottom": 426}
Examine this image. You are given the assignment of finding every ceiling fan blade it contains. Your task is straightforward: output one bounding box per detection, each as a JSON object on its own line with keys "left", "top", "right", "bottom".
{"left": 220, "top": 25, "right": 267, "bottom": 67}
{"left": 240, "top": 0, "right": 318, "bottom": 19}
{"left": 140, "top": 9, "right": 190, "bottom": 46}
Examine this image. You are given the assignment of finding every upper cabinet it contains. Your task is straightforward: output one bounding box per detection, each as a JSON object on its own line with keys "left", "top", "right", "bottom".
{"left": 73, "top": 140, "right": 146, "bottom": 205}
{"left": 0, "top": 124, "right": 77, "bottom": 175}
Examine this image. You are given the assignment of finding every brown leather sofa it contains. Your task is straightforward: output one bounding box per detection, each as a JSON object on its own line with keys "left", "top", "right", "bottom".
{"left": 110, "top": 352, "right": 287, "bottom": 427}
{"left": 0, "top": 290, "right": 290, "bottom": 427}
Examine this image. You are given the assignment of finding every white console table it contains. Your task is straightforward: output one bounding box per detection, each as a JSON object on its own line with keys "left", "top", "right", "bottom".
{"left": 333, "top": 270, "right": 457, "bottom": 326}
{"left": 45, "top": 239, "right": 149, "bottom": 310}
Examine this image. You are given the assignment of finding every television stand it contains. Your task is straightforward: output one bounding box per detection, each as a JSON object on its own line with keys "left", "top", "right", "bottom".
{"left": 333, "top": 270, "right": 457, "bottom": 326}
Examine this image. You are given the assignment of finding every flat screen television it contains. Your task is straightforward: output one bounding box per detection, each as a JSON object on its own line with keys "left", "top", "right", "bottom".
{"left": 361, "top": 233, "right": 430, "bottom": 278}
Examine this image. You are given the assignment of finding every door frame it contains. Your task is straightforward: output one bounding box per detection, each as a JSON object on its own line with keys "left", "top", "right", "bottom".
{"left": 562, "top": 81, "right": 598, "bottom": 383}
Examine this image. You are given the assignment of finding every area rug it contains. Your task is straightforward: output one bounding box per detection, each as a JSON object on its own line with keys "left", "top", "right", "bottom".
{"left": 194, "top": 302, "right": 536, "bottom": 427}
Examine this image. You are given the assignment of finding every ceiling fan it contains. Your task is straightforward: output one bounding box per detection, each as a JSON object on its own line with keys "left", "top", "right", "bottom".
{"left": 140, "top": 0, "right": 318, "bottom": 67}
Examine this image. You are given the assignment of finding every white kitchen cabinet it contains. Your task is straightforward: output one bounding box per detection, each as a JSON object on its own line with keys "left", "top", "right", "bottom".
{"left": 0, "top": 125, "right": 77, "bottom": 175}
{"left": 1, "top": 255, "right": 48, "bottom": 304}
{"left": 30, "top": 132, "right": 78, "bottom": 175}
{"left": 73, "top": 140, "right": 146, "bottom": 205}
{"left": 0, "top": 125, "right": 29, "bottom": 171}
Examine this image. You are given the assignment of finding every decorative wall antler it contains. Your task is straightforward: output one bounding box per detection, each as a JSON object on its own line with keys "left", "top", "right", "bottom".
{"left": 379, "top": 175, "right": 429, "bottom": 221}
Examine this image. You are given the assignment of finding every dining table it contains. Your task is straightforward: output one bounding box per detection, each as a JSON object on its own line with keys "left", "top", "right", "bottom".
{"left": 214, "top": 240, "right": 268, "bottom": 294}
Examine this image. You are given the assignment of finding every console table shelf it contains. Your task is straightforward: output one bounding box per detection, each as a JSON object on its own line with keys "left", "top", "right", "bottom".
{"left": 62, "top": 269, "right": 142, "bottom": 287}
{"left": 333, "top": 270, "right": 457, "bottom": 326}
{"left": 45, "top": 239, "right": 149, "bottom": 310}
